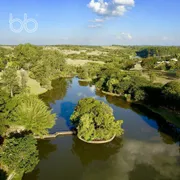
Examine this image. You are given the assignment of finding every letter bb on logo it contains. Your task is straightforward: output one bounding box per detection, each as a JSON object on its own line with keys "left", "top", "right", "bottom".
{"left": 9, "top": 13, "right": 38, "bottom": 33}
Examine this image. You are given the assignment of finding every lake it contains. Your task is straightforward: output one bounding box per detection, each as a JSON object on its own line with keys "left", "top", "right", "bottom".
{"left": 23, "top": 78, "right": 180, "bottom": 180}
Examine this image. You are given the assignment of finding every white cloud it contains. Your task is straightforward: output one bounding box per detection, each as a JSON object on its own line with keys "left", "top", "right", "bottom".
{"left": 88, "top": 0, "right": 109, "bottom": 15}
{"left": 87, "top": 0, "right": 135, "bottom": 17}
{"left": 117, "top": 32, "right": 133, "bottom": 40}
{"left": 113, "top": 0, "right": 135, "bottom": 6}
{"left": 94, "top": 18, "right": 105, "bottom": 22}
{"left": 89, "top": 85, "right": 96, "bottom": 92}
{"left": 162, "top": 36, "right": 169, "bottom": 41}
{"left": 59, "top": 37, "right": 69, "bottom": 40}
{"left": 88, "top": 24, "right": 102, "bottom": 28}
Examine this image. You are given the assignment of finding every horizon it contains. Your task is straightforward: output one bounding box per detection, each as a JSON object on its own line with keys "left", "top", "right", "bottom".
{"left": 0, "top": 0, "right": 180, "bottom": 46}
{"left": 1, "top": 44, "right": 180, "bottom": 47}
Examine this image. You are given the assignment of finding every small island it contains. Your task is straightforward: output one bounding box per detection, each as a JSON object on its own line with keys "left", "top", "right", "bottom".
{"left": 70, "top": 98, "right": 124, "bottom": 143}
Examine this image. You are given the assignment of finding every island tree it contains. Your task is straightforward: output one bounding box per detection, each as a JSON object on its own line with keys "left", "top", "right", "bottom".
{"left": 70, "top": 98, "right": 124, "bottom": 141}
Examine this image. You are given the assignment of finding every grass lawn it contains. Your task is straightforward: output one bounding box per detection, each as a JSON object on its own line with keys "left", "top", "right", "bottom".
{"left": 66, "top": 58, "right": 105, "bottom": 66}
{"left": 26, "top": 77, "right": 47, "bottom": 95}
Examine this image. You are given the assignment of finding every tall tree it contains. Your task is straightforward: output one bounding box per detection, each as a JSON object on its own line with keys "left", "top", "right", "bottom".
{"left": 1, "top": 67, "right": 19, "bottom": 97}
{"left": 9, "top": 95, "right": 56, "bottom": 136}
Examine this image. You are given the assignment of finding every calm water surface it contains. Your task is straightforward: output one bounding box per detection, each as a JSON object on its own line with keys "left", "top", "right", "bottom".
{"left": 23, "top": 78, "right": 180, "bottom": 180}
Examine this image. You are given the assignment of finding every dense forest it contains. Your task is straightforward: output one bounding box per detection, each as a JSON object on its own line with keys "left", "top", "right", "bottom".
{"left": 0, "top": 44, "right": 180, "bottom": 179}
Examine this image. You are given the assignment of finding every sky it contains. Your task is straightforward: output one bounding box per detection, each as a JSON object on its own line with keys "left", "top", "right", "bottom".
{"left": 0, "top": 0, "right": 180, "bottom": 45}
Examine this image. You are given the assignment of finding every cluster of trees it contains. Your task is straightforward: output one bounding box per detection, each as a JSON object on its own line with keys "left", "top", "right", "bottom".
{"left": 77, "top": 62, "right": 136, "bottom": 81}
{"left": 77, "top": 63, "right": 103, "bottom": 80}
{"left": 136, "top": 46, "right": 180, "bottom": 58}
{"left": 141, "top": 57, "right": 180, "bottom": 71}
{"left": 70, "top": 98, "right": 124, "bottom": 141}
{"left": 0, "top": 90, "right": 56, "bottom": 178}
{"left": 91, "top": 67, "right": 180, "bottom": 111}
{"left": 137, "top": 46, "right": 180, "bottom": 72}
{"left": 0, "top": 44, "right": 76, "bottom": 89}
{"left": 93, "top": 69, "right": 148, "bottom": 102}
{"left": 0, "top": 44, "right": 64, "bottom": 179}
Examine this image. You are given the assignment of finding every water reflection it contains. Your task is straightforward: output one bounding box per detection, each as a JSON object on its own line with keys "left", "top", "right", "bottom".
{"left": 132, "top": 104, "right": 180, "bottom": 144}
{"left": 37, "top": 140, "right": 57, "bottom": 160}
{"left": 23, "top": 140, "right": 57, "bottom": 180}
{"left": 78, "top": 80, "right": 89, "bottom": 87}
{"left": 23, "top": 137, "right": 180, "bottom": 180}
{"left": 75, "top": 139, "right": 180, "bottom": 180}
{"left": 23, "top": 168, "right": 40, "bottom": 180}
{"left": 39, "top": 78, "right": 70, "bottom": 104}
{"left": 60, "top": 102, "right": 76, "bottom": 130}
{"left": 105, "top": 93, "right": 132, "bottom": 109}
{"left": 116, "top": 139, "right": 180, "bottom": 180}
{"left": 71, "top": 137, "right": 123, "bottom": 166}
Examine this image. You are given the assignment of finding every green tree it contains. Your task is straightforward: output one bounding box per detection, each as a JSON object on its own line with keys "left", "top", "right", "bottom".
{"left": 148, "top": 71, "right": 156, "bottom": 82}
{"left": 30, "top": 50, "right": 65, "bottom": 88}
{"left": 0, "top": 89, "right": 10, "bottom": 134}
{"left": 4, "top": 95, "right": 56, "bottom": 136}
{"left": 162, "top": 81, "right": 180, "bottom": 110}
{"left": 0, "top": 58, "right": 6, "bottom": 71}
{"left": 141, "top": 57, "right": 158, "bottom": 70}
{"left": 14, "top": 43, "right": 42, "bottom": 70}
{"left": 0, "top": 135, "right": 39, "bottom": 179}
{"left": 106, "top": 78, "right": 119, "bottom": 93}
{"left": 70, "top": 98, "right": 124, "bottom": 141}
{"left": 134, "top": 89, "right": 146, "bottom": 101}
{"left": 162, "top": 81, "right": 180, "bottom": 97}
{"left": 20, "top": 69, "right": 28, "bottom": 89}
{"left": 1, "top": 67, "right": 20, "bottom": 97}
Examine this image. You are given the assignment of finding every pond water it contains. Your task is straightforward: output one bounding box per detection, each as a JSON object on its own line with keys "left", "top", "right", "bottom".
{"left": 23, "top": 78, "right": 180, "bottom": 180}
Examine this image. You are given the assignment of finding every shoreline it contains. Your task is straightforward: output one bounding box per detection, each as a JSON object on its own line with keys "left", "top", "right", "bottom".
{"left": 78, "top": 134, "right": 116, "bottom": 144}
{"left": 78, "top": 78, "right": 92, "bottom": 82}
{"left": 98, "top": 88, "right": 180, "bottom": 128}
{"left": 101, "top": 90, "right": 121, "bottom": 97}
